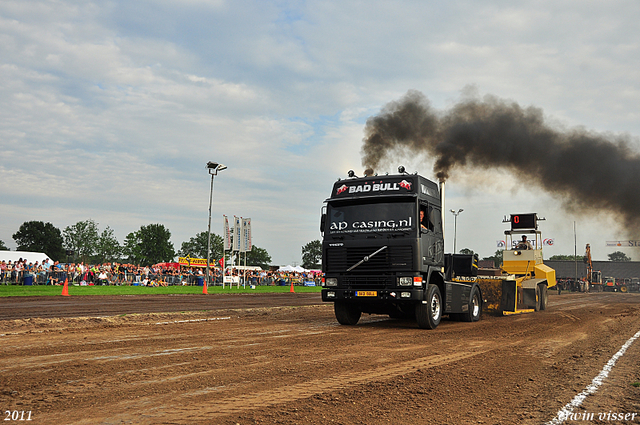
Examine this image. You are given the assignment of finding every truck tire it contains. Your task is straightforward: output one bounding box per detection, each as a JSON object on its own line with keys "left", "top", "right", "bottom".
{"left": 416, "top": 284, "right": 442, "bottom": 330}
{"left": 620, "top": 286, "right": 628, "bottom": 293}
{"left": 334, "top": 302, "right": 361, "bottom": 326}
{"left": 461, "top": 285, "right": 482, "bottom": 322}
{"left": 539, "top": 284, "right": 548, "bottom": 310}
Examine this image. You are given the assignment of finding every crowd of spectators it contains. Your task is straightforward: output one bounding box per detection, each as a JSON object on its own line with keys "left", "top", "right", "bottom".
{"left": 0, "top": 258, "right": 63, "bottom": 285}
{"left": 225, "top": 269, "right": 322, "bottom": 287}
{"left": 0, "top": 258, "right": 322, "bottom": 287}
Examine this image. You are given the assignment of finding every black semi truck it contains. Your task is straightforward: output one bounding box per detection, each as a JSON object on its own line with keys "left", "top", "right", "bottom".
{"left": 320, "top": 167, "right": 481, "bottom": 329}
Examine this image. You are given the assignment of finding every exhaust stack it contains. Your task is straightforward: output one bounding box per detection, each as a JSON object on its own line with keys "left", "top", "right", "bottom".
{"left": 439, "top": 180, "right": 446, "bottom": 273}
{"left": 439, "top": 180, "right": 445, "bottom": 242}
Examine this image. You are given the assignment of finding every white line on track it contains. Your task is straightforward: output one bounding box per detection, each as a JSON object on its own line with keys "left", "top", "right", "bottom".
{"left": 546, "top": 329, "right": 640, "bottom": 425}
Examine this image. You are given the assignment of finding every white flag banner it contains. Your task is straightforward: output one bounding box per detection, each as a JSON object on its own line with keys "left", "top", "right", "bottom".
{"left": 232, "top": 216, "right": 241, "bottom": 251}
{"left": 239, "top": 218, "right": 246, "bottom": 253}
{"left": 223, "top": 215, "right": 231, "bottom": 251}
{"left": 241, "top": 218, "right": 252, "bottom": 253}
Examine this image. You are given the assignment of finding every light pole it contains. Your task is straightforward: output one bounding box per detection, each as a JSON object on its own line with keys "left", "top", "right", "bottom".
{"left": 450, "top": 209, "right": 464, "bottom": 254}
{"left": 206, "top": 161, "right": 227, "bottom": 292}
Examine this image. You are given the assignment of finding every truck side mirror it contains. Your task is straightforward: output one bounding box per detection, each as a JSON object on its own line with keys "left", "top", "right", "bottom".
{"left": 320, "top": 214, "right": 326, "bottom": 232}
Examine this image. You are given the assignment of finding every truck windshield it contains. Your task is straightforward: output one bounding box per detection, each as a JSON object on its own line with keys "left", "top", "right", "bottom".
{"left": 326, "top": 200, "right": 415, "bottom": 237}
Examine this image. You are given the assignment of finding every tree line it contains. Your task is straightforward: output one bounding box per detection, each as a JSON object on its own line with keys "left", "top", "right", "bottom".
{"left": 463, "top": 248, "right": 632, "bottom": 268}
{"left": 2, "top": 220, "right": 272, "bottom": 268}
{"left": 5, "top": 225, "right": 628, "bottom": 270}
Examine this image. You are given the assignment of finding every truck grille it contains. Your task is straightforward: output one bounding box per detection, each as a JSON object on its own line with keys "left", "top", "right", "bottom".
{"left": 325, "top": 246, "right": 413, "bottom": 273}
{"left": 343, "top": 275, "right": 393, "bottom": 288}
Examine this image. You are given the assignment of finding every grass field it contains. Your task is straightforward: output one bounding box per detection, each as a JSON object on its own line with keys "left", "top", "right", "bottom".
{"left": 0, "top": 284, "right": 323, "bottom": 297}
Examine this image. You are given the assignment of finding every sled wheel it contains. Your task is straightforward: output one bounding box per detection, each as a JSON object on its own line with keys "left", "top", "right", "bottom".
{"left": 539, "top": 284, "right": 548, "bottom": 310}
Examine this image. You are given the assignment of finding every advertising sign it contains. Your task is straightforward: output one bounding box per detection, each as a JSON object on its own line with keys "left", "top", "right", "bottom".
{"left": 333, "top": 177, "right": 415, "bottom": 197}
{"left": 178, "top": 256, "right": 209, "bottom": 267}
{"left": 606, "top": 240, "right": 640, "bottom": 247}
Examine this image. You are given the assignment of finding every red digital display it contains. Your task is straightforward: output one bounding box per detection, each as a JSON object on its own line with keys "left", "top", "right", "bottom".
{"left": 511, "top": 214, "right": 536, "bottom": 230}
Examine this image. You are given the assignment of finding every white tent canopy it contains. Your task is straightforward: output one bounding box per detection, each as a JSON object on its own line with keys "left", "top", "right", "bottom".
{"left": 278, "top": 265, "right": 308, "bottom": 273}
{"left": 0, "top": 251, "right": 51, "bottom": 264}
{"left": 227, "top": 265, "right": 262, "bottom": 271}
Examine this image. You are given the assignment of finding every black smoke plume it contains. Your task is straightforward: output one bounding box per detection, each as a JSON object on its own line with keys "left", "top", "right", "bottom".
{"left": 362, "top": 90, "right": 640, "bottom": 232}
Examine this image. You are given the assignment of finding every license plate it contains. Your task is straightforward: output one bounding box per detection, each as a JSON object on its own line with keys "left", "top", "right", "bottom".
{"left": 355, "top": 291, "right": 377, "bottom": 297}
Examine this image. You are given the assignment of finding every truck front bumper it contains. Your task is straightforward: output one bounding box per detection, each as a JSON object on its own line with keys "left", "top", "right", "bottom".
{"left": 322, "top": 288, "right": 425, "bottom": 303}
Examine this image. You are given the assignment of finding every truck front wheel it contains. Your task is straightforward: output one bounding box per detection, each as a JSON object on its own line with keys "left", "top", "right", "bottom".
{"left": 416, "top": 284, "right": 442, "bottom": 329}
{"left": 334, "top": 302, "right": 361, "bottom": 326}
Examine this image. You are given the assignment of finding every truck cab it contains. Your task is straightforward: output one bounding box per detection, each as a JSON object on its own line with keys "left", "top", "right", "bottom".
{"left": 320, "top": 169, "right": 481, "bottom": 329}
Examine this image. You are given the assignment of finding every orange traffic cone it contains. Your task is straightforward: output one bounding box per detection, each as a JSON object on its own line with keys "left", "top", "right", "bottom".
{"left": 290, "top": 280, "right": 295, "bottom": 293}
{"left": 202, "top": 280, "right": 208, "bottom": 295}
{"left": 61, "top": 278, "right": 70, "bottom": 297}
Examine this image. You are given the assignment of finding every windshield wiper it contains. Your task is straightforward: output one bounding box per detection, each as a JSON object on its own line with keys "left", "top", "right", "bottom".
{"left": 346, "top": 246, "right": 388, "bottom": 271}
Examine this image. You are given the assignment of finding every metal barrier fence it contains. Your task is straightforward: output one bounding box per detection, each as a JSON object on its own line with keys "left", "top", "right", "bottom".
{"left": 231, "top": 276, "right": 322, "bottom": 287}
{"left": 0, "top": 270, "right": 69, "bottom": 285}
{"left": 0, "top": 270, "right": 323, "bottom": 287}
{"left": 0, "top": 270, "right": 194, "bottom": 286}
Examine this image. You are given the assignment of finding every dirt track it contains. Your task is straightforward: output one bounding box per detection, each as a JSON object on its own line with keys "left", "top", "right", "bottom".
{"left": 1, "top": 292, "right": 639, "bottom": 424}
{"left": 0, "top": 293, "right": 321, "bottom": 320}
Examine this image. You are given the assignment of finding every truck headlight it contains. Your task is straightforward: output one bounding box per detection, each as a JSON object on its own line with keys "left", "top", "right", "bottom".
{"left": 398, "top": 277, "right": 412, "bottom": 286}
{"left": 326, "top": 278, "right": 338, "bottom": 287}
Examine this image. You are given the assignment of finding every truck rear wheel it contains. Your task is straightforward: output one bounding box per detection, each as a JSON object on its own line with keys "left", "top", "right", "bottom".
{"left": 461, "top": 285, "right": 482, "bottom": 322}
{"left": 334, "top": 302, "right": 361, "bottom": 326}
{"left": 416, "top": 284, "right": 442, "bottom": 329}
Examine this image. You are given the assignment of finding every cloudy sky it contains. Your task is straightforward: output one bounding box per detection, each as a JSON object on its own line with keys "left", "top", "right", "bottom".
{"left": 1, "top": 0, "right": 639, "bottom": 264}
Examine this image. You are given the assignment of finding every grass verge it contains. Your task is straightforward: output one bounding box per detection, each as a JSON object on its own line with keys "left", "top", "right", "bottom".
{"left": 0, "top": 284, "right": 322, "bottom": 297}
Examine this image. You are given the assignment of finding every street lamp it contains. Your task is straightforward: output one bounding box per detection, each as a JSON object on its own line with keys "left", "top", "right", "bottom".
{"left": 450, "top": 209, "right": 464, "bottom": 254}
{"left": 206, "top": 162, "right": 227, "bottom": 292}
